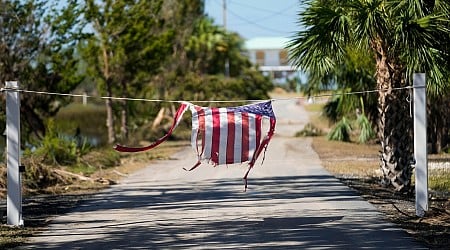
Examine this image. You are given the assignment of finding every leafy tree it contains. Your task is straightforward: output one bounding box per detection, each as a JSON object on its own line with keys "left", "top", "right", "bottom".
{"left": 160, "top": 0, "right": 205, "bottom": 76}
{"left": 288, "top": 0, "right": 450, "bottom": 191}
{"left": 82, "top": 0, "right": 175, "bottom": 143}
{"left": 0, "top": 0, "right": 83, "bottom": 142}
{"left": 146, "top": 0, "right": 206, "bottom": 127}
{"left": 186, "top": 17, "right": 228, "bottom": 75}
{"left": 153, "top": 13, "right": 272, "bottom": 117}
{"left": 186, "top": 19, "right": 254, "bottom": 78}
{"left": 180, "top": 17, "right": 272, "bottom": 101}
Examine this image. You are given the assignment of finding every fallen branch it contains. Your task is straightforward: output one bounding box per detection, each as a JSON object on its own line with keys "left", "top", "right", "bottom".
{"left": 113, "top": 169, "right": 128, "bottom": 177}
{"left": 53, "top": 169, "right": 93, "bottom": 182}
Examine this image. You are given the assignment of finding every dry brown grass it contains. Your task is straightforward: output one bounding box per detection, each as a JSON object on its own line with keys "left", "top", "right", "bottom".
{"left": 303, "top": 100, "right": 380, "bottom": 179}
{"left": 312, "top": 137, "right": 381, "bottom": 178}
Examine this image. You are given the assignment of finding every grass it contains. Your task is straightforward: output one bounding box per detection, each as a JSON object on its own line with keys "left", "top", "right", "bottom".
{"left": 302, "top": 101, "right": 381, "bottom": 179}
{"left": 301, "top": 102, "right": 332, "bottom": 133}
{"left": 429, "top": 169, "right": 450, "bottom": 193}
{"left": 0, "top": 225, "right": 33, "bottom": 249}
{"left": 312, "top": 136, "right": 380, "bottom": 179}
{"left": 66, "top": 164, "right": 98, "bottom": 176}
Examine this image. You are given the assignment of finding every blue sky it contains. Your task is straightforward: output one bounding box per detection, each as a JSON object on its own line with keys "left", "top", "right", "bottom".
{"left": 204, "top": 0, "right": 303, "bottom": 40}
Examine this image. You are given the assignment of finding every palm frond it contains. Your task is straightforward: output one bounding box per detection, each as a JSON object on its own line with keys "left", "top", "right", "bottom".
{"left": 327, "top": 116, "right": 352, "bottom": 142}
{"left": 357, "top": 113, "right": 375, "bottom": 143}
{"left": 350, "top": 0, "right": 388, "bottom": 43}
{"left": 287, "top": 1, "right": 353, "bottom": 75}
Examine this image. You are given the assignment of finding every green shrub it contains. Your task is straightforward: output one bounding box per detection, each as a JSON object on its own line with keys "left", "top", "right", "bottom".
{"left": 295, "top": 123, "right": 323, "bottom": 137}
{"left": 27, "top": 119, "right": 93, "bottom": 166}
{"left": 327, "top": 117, "right": 352, "bottom": 142}
{"left": 357, "top": 113, "right": 375, "bottom": 143}
{"left": 81, "top": 149, "right": 120, "bottom": 169}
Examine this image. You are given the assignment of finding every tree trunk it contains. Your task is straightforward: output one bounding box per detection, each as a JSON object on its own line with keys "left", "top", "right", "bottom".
{"left": 119, "top": 79, "right": 129, "bottom": 141}
{"left": 100, "top": 32, "right": 116, "bottom": 145}
{"left": 105, "top": 80, "right": 116, "bottom": 144}
{"left": 373, "top": 40, "right": 413, "bottom": 191}
{"left": 428, "top": 96, "right": 450, "bottom": 153}
{"left": 152, "top": 107, "right": 165, "bottom": 129}
{"left": 120, "top": 99, "right": 128, "bottom": 141}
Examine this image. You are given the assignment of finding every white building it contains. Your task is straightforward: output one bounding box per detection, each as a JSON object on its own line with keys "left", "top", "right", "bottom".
{"left": 245, "top": 37, "right": 305, "bottom": 84}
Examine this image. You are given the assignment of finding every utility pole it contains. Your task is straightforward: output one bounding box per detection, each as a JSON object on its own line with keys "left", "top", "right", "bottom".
{"left": 223, "top": 0, "right": 230, "bottom": 77}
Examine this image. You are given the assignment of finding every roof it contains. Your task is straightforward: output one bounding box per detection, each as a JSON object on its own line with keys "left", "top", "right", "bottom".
{"left": 244, "top": 37, "right": 291, "bottom": 50}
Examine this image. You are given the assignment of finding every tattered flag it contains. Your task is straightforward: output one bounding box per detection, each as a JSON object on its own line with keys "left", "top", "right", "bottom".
{"left": 115, "top": 101, "right": 276, "bottom": 189}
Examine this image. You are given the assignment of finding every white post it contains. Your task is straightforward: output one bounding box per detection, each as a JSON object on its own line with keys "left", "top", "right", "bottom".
{"left": 82, "top": 92, "right": 87, "bottom": 106}
{"left": 413, "top": 73, "right": 428, "bottom": 217}
{"left": 5, "top": 81, "right": 23, "bottom": 226}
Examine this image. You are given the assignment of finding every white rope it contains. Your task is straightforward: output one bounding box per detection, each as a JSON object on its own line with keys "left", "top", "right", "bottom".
{"left": 0, "top": 85, "right": 420, "bottom": 104}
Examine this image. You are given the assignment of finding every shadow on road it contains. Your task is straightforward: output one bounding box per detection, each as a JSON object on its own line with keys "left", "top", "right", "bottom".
{"left": 25, "top": 175, "right": 424, "bottom": 249}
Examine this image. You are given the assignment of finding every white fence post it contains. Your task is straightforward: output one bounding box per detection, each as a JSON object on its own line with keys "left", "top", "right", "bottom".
{"left": 413, "top": 73, "right": 428, "bottom": 217}
{"left": 5, "top": 81, "right": 23, "bottom": 226}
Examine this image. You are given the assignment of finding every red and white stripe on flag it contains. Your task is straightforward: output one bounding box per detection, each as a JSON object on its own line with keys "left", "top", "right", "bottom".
{"left": 190, "top": 106, "right": 263, "bottom": 165}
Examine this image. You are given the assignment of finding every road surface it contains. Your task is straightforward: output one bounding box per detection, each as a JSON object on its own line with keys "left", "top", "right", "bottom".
{"left": 23, "top": 99, "right": 425, "bottom": 249}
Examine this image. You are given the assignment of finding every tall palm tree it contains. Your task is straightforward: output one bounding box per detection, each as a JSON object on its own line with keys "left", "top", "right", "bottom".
{"left": 288, "top": 0, "right": 449, "bottom": 191}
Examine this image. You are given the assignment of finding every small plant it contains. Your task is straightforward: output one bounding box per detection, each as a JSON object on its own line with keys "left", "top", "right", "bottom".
{"left": 327, "top": 116, "right": 352, "bottom": 142}
{"left": 295, "top": 123, "right": 323, "bottom": 137}
{"left": 324, "top": 97, "right": 375, "bottom": 143}
{"left": 27, "top": 119, "right": 93, "bottom": 166}
{"left": 357, "top": 113, "right": 375, "bottom": 143}
{"left": 81, "top": 149, "right": 120, "bottom": 169}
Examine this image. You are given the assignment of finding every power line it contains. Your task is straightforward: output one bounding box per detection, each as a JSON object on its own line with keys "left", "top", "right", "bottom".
{"left": 226, "top": 8, "right": 289, "bottom": 35}
{"left": 230, "top": 2, "right": 298, "bottom": 26}
{"left": 209, "top": 0, "right": 296, "bottom": 36}
{"left": 231, "top": 1, "right": 297, "bottom": 15}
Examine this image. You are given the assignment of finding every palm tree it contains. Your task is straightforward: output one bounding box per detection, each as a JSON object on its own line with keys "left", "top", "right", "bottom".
{"left": 288, "top": 0, "right": 449, "bottom": 191}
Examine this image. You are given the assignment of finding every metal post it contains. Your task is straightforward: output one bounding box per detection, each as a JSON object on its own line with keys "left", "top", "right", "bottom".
{"left": 5, "top": 81, "right": 23, "bottom": 226}
{"left": 413, "top": 73, "right": 428, "bottom": 217}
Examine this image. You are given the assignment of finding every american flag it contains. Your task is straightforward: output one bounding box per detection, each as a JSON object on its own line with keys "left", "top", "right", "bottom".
{"left": 115, "top": 101, "right": 276, "bottom": 188}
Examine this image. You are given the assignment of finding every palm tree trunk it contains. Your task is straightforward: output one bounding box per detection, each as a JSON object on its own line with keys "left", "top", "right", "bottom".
{"left": 373, "top": 40, "right": 413, "bottom": 191}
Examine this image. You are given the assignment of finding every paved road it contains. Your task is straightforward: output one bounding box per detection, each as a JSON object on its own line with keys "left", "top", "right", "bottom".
{"left": 23, "top": 99, "right": 425, "bottom": 249}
